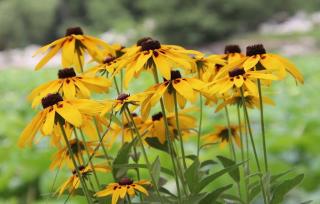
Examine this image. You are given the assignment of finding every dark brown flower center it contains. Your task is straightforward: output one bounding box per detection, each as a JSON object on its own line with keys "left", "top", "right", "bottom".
{"left": 152, "top": 112, "right": 163, "bottom": 121}
{"left": 69, "top": 139, "right": 85, "bottom": 155}
{"left": 118, "top": 177, "right": 133, "bottom": 185}
{"left": 72, "top": 165, "right": 86, "bottom": 175}
{"left": 228, "top": 68, "right": 245, "bottom": 77}
{"left": 58, "top": 68, "right": 76, "bottom": 79}
{"left": 218, "top": 128, "right": 236, "bottom": 142}
{"left": 137, "top": 37, "right": 153, "bottom": 46}
{"left": 170, "top": 70, "right": 182, "bottom": 80}
{"left": 224, "top": 45, "right": 241, "bottom": 54}
{"left": 103, "top": 56, "right": 116, "bottom": 64}
{"left": 131, "top": 113, "right": 138, "bottom": 117}
{"left": 141, "top": 39, "right": 161, "bottom": 51}
{"left": 246, "top": 44, "right": 266, "bottom": 56}
{"left": 41, "top": 93, "right": 63, "bottom": 109}
{"left": 65, "top": 27, "right": 84, "bottom": 36}
{"left": 117, "top": 93, "right": 130, "bottom": 101}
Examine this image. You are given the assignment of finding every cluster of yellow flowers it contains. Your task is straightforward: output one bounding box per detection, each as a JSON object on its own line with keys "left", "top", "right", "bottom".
{"left": 18, "top": 27, "right": 303, "bottom": 204}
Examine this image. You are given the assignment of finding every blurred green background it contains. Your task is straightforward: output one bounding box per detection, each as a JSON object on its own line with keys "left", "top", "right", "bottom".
{"left": 1, "top": 0, "right": 320, "bottom": 203}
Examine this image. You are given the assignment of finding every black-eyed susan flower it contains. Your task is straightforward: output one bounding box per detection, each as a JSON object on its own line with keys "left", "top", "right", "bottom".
{"left": 208, "top": 68, "right": 278, "bottom": 95}
{"left": 120, "top": 37, "right": 200, "bottom": 87}
{"left": 34, "top": 27, "right": 113, "bottom": 72}
{"left": 243, "top": 44, "right": 304, "bottom": 83}
{"left": 222, "top": 45, "right": 245, "bottom": 64}
{"left": 203, "top": 125, "right": 241, "bottom": 148}
{"left": 50, "top": 138, "right": 97, "bottom": 170}
{"left": 18, "top": 93, "right": 102, "bottom": 147}
{"left": 56, "top": 164, "right": 110, "bottom": 196}
{"left": 215, "top": 91, "right": 275, "bottom": 112}
{"left": 143, "top": 110, "right": 196, "bottom": 144}
{"left": 95, "top": 178, "right": 150, "bottom": 204}
{"left": 141, "top": 70, "right": 205, "bottom": 118}
{"left": 28, "top": 68, "right": 111, "bottom": 108}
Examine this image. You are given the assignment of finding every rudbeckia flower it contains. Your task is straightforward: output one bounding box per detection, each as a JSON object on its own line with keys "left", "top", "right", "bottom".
{"left": 95, "top": 178, "right": 150, "bottom": 204}
{"left": 56, "top": 164, "right": 110, "bottom": 196}
{"left": 18, "top": 93, "right": 102, "bottom": 147}
{"left": 221, "top": 45, "right": 245, "bottom": 64}
{"left": 208, "top": 68, "right": 278, "bottom": 95}
{"left": 215, "top": 91, "right": 275, "bottom": 112}
{"left": 50, "top": 138, "right": 98, "bottom": 170}
{"left": 243, "top": 44, "right": 304, "bottom": 83}
{"left": 203, "top": 125, "right": 241, "bottom": 148}
{"left": 34, "top": 27, "right": 112, "bottom": 72}
{"left": 143, "top": 110, "right": 196, "bottom": 144}
{"left": 120, "top": 37, "right": 200, "bottom": 87}
{"left": 141, "top": 70, "right": 205, "bottom": 118}
{"left": 28, "top": 68, "right": 112, "bottom": 108}
{"left": 100, "top": 92, "right": 153, "bottom": 116}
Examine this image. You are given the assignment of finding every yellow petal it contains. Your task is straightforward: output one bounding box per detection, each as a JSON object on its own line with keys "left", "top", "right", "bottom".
{"left": 55, "top": 102, "right": 82, "bottom": 127}
{"left": 134, "top": 185, "right": 148, "bottom": 195}
{"left": 243, "top": 56, "right": 260, "bottom": 70}
{"left": 42, "top": 109, "right": 55, "bottom": 135}
{"left": 172, "top": 79, "right": 195, "bottom": 102}
{"left": 63, "top": 80, "right": 76, "bottom": 98}
{"left": 244, "top": 79, "right": 258, "bottom": 95}
{"left": 62, "top": 38, "right": 76, "bottom": 68}
{"left": 153, "top": 54, "right": 171, "bottom": 79}
{"left": 163, "top": 91, "right": 174, "bottom": 112}
{"left": 35, "top": 44, "right": 61, "bottom": 70}
{"left": 234, "top": 76, "right": 244, "bottom": 88}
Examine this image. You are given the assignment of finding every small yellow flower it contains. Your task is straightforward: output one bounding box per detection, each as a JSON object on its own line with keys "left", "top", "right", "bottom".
{"left": 56, "top": 164, "right": 110, "bottom": 196}
{"left": 221, "top": 45, "right": 245, "bottom": 64}
{"left": 18, "top": 93, "right": 102, "bottom": 147}
{"left": 95, "top": 178, "right": 150, "bottom": 204}
{"left": 34, "top": 27, "right": 112, "bottom": 72}
{"left": 243, "top": 44, "right": 304, "bottom": 83}
{"left": 28, "top": 68, "right": 112, "bottom": 108}
{"left": 120, "top": 37, "right": 200, "bottom": 87}
{"left": 203, "top": 125, "right": 241, "bottom": 148}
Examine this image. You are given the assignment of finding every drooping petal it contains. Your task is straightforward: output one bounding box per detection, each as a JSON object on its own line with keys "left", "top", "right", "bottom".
{"left": 172, "top": 79, "right": 195, "bottom": 102}
{"left": 35, "top": 44, "right": 61, "bottom": 70}
{"left": 243, "top": 56, "right": 260, "bottom": 70}
{"left": 42, "top": 109, "right": 56, "bottom": 135}
{"left": 55, "top": 102, "right": 82, "bottom": 127}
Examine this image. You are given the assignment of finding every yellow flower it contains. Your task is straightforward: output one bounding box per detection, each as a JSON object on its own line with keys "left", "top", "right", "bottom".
{"left": 141, "top": 70, "right": 205, "bottom": 118}
{"left": 34, "top": 27, "right": 112, "bottom": 72}
{"left": 215, "top": 91, "right": 275, "bottom": 112}
{"left": 18, "top": 93, "right": 102, "bottom": 147}
{"left": 243, "top": 44, "right": 304, "bottom": 83}
{"left": 95, "top": 178, "right": 150, "bottom": 204}
{"left": 203, "top": 125, "right": 241, "bottom": 148}
{"left": 208, "top": 68, "right": 278, "bottom": 95}
{"left": 120, "top": 37, "right": 200, "bottom": 87}
{"left": 50, "top": 138, "right": 97, "bottom": 170}
{"left": 143, "top": 110, "right": 196, "bottom": 144}
{"left": 28, "top": 68, "right": 112, "bottom": 108}
{"left": 56, "top": 164, "right": 110, "bottom": 196}
{"left": 221, "top": 45, "right": 245, "bottom": 64}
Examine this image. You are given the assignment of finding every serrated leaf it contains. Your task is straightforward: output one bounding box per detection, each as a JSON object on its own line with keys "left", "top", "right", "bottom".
{"left": 270, "top": 174, "right": 304, "bottom": 204}
{"left": 151, "top": 156, "right": 161, "bottom": 184}
{"left": 217, "top": 156, "right": 240, "bottom": 182}
{"left": 184, "top": 158, "right": 200, "bottom": 193}
{"left": 199, "top": 184, "right": 233, "bottom": 204}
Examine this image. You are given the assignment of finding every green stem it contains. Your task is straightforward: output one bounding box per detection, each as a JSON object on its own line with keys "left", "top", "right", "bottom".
{"left": 240, "top": 88, "right": 268, "bottom": 204}
{"left": 173, "top": 90, "right": 187, "bottom": 169}
{"left": 125, "top": 107, "right": 164, "bottom": 204}
{"left": 59, "top": 123, "right": 93, "bottom": 204}
{"left": 93, "top": 119, "right": 112, "bottom": 167}
{"left": 257, "top": 79, "right": 268, "bottom": 172}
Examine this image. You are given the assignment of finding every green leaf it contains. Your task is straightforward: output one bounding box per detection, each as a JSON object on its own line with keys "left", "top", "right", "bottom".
{"left": 184, "top": 158, "right": 200, "bottom": 193}
{"left": 112, "top": 139, "right": 136, "bottom": 179}
{"left": 112, "top": 163, "right": 174, "bottom": 176}
{"left": 220, "top": 194, "right": 246, "bottom": 204}
{"left": 145, "top": 137, "right": 170, "bottom": 153}
{"left": 195, "top": 161, "right": 243, "bottom": 193}
{"left": 199, "top": 184, "right": 233, "bottom": 204}
{"left": 270, "top": 174, "right": 304, "bottom": 204}
{"left": 151, "top": 156, "right": 161, "bottom": 184}
{"left": 217, "top": 156, "right": 240, "bottom": 182}
{"left": 186, "top": 154, "right": 197, "bottom": 161}
{"left": 270, "top": 169, "right": 293, "bottom": 184}
{"left": 200, "top": 160, "right": 217, "bottom": 169}
{"left": 183, "top": 193, "right": 207, "bottom": 204}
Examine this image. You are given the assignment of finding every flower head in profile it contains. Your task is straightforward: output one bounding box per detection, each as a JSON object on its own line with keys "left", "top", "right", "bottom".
{"left": 34, "top": 27, "right": 112, "bottom": 72}
{"left": 222, "top": 44, "right": 245, "bottom": 64}
{"left": 95, "top": 178, "right": 150, "bottom": 204}
{"left": 56, "top": 164, "right": 110, "bottom": 196}
{"left": 203, "top": 125, "right": 241, "bottom": 148}
{"left": 143, "top": 109, "right": 196, "bottom": 144}
{"left": 243, "top": 44, "right": 304, "bottom": 83}
{"left": 18, "top": 93, "right": 102, "bottom": 147}
{"left": 28, "top": 68, "right": 112, "bottom": 108}
{"left": 120, "top": 37, "right": 200, "bottom": 87}
{"left": 141, "top": 70, "right": 205, "bottom": 118}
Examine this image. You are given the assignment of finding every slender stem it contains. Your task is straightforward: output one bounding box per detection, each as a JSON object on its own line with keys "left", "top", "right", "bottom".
{"left": 197, "top": 70, "right": 203, "bottom": 158}
{"left": 125, "top": 107, "right": 164, "bottom": 204}
{"left": 126, "top": 194, "right": 132, "bottom": 204}
{"left": 257, "top": 79, "right": 268, "bottom": 172}
{"left": 152, "top": 67, "right": 183, "bottom": 203}
{"left": 224, "top": 106, "right": 241, "bottom": 199}
{"left": 93, "top": 118, "right": 112, "bottom": 166}
{"left": 173, "top": 90, "right": 187, "bottom": 169}
{"left": 240, "top": 88, "right": 268, "bottom": 204}
{"left": 59, "top": 123, "right": 93, "bottom": 204}
{"left": 78, "top": 129, "right": 101, "bottom": 189}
